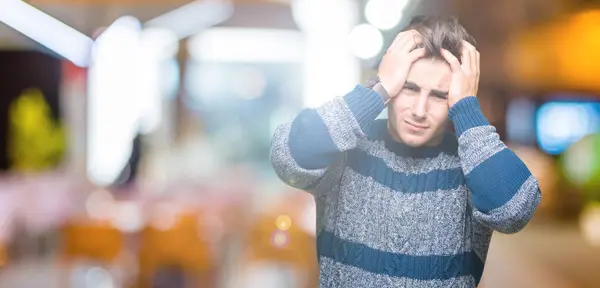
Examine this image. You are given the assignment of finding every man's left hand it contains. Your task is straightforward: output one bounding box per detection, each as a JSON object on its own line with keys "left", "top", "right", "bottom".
{"left": 441, "top": 40, "right": 480, "bottom": 108}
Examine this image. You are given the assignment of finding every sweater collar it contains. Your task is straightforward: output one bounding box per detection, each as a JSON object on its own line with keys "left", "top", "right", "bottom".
{"left": 367, "top": 119, "right": 458, "bottom": 158}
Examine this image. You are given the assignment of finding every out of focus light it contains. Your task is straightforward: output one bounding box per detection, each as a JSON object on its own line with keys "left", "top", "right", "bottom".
{"left": 365, "top": 0, "right": 408, "bottom": 30}
{"left": 291, "top": 0, "right": 360, "bottom": 108}
{"left": 145, "top": 0, "right": 233, "bottom": 40}
{"left": 188, "top": 28, "right": 304, "bottom": 63}
{"left": 139, "top": 28, "right": 179, "bottom": 59}
{"left": 84, "top": 267, "right": 115, "bottom": 288}
{"left": 562, "top": 134, "right": 600, "bottom": 195}
{"left": 151, "top": 203, "right": 180, "bottom": 231}
{"left": 536, "top": 102, "right": 600, "bottom": 155}
{"left": 88, "top": 16, "right": 175, "bottom": 186}
{"left": 506, "top": 98, "right": 536, "bottom": 145}
{"left": 88, "top": 16, "right": 142, "bottom": 187}
{"left": 136, "top": 28, "right": 178, "bottom": 134}
{"left": 85, "top": 189, "right": 114, "bottom": 221}
{"left": 275, "top": 215, "right": 292, "bottom": 231}
{"left": 0, "top": 0, "right": 93, "bottom": 67}
{"left": 563, "top": 135, "right": 596, "bottom": 186}
{"left": 580, "top": 203, "right": 600, "bottom": 246}
{"left": 271, "top": 230, "right": 290, "bottom": 248}
{"left": 348, "top": 24, "right": 383, "bottom": 59}
{"left": 110, "top": 201, "right": 143, "bottom": 233}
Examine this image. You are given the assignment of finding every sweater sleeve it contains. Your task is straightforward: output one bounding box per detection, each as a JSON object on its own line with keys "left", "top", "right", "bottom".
{"left": 270, "top": 85, "right": 385, "bottom": 196}
{"left": 449, "top": 97, "right": 541, "bottom": 234}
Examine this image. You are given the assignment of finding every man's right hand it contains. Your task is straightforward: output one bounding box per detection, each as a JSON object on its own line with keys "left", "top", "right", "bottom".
{"left": 378, "top": 30, "right": 425, "bottom": 97}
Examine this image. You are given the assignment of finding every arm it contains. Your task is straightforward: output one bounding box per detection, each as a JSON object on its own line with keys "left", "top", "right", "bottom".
{"left": 449, "top": 97, "right": 541, "bottom": 234}
{"left": 270, "top": 85, "right": 386, "bottom": 196}
{"left": 271, "top": 29, "right": 425, "bottom": 196}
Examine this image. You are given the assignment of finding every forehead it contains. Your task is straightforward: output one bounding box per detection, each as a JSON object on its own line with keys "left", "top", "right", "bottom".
{"left": 406, "top": 58, "right": 452, "bottom": 90}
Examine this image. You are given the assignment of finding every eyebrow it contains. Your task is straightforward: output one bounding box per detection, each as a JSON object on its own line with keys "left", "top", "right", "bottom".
{"left": 405, "top": 81, "right": 448, "bottom": 98}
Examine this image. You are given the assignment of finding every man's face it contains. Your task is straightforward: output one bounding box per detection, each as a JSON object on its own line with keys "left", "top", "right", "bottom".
{"left": 388, "top": 57, "right": 452, "bottom": 147}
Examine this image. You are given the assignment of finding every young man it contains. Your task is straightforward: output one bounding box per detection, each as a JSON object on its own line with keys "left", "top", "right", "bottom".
{"left": 270, "top": 15, "right": 541, "bottom": 287}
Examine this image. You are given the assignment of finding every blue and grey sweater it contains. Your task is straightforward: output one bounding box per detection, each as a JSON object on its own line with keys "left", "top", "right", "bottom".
{"left": 270, "top": 85, "right": 541, "bottom": 287}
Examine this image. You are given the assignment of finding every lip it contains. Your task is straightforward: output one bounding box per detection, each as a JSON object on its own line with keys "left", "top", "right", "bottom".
{"left": 404, "top": 120, "right": 428, "bottom": 130}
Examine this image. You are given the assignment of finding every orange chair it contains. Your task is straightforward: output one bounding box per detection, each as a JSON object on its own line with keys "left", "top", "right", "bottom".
{"left": 136, "top": 211, "right": 219, "bottom": 288}
{"left": 58, "top": 220, "right": 128, "bottom": 287}
{"left": 0, "top": 242, "right": 7, "bottom": 268}
{"left": 237, "top": 210, "right": 318, "bottom": 288}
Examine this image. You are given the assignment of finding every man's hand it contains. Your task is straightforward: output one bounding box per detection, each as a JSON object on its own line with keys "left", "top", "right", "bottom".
{"left": 441, "top": 40, "right": 480, "bottom": 107}
{"left": 378, "top": 30, "right": 426, "bottom": 98}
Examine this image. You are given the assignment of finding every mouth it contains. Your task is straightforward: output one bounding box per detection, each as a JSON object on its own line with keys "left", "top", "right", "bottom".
{"left": 404, "top": 120, "right": 428, "bottom": 130}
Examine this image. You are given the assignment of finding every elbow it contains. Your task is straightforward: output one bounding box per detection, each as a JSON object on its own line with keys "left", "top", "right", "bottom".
{"left": 474, "top": 186, "right": 542, "bottom": 234}
{"left": 269, "top": 124, "right": 325, "bottom": 190}
{"left": 493, "top": 213, "right": 534, "bottom": 234}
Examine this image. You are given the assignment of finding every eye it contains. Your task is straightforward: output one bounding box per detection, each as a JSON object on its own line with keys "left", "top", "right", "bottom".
{"left": 431, "top": 93, "right": 447, "bottom": 101}
{"left": 402, "top": 85, "right": 418, "bottom": 92}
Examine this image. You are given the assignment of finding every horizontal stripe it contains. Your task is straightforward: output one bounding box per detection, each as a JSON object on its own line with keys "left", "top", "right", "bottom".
{"left": 467, "top": 148, "right": 532, "bottom": 212}
{"left": 316, "top": 94, "right": 363, "bottom": 152}
{"left": 317, "top": 230, "right": 484, "bottom": 283}
{"left": 473, "top": 175, "right": 541, "bottom": 234}
{"left": 458, "top": 125, "right": 506, "bottom": 175}
{"left": 289, "top": 108, "right": 340, "bottom": 169}
{"left": 357, "top": 138, "right": 462, "bottom": 174}
{"left": 271, "top": 122, "right": 327, "bottom": 190}
{"left": 326, "top": 169, "right": 472, "bottom": 256}
{"left": 347, "top": 149, "right": 465, "bottom": 193}
{"left": 318, "top": 257, "right": 476, "bottom": 288}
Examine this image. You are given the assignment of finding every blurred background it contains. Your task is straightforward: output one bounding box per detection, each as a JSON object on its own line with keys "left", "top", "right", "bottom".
{"left": 0, "top": 0, "right": 599, "bottom": 287}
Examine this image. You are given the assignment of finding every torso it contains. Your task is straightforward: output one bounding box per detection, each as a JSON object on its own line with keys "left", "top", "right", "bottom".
{"left": 314, "top": 120, "right": 490, "bottom": 287}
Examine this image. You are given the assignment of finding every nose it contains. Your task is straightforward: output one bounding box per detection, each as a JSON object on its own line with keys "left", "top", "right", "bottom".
{"left": 411, "top": 90, "right": 428, "bottom": 119}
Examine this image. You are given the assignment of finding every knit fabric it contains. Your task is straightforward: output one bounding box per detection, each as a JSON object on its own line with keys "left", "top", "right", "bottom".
{"left": 270, "top": 85, "right": 541, "bottom": 287}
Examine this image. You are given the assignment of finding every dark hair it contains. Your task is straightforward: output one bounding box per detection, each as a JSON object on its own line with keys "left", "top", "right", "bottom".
{"left": 402, "top": 15, "right": 475, "bottom": 62}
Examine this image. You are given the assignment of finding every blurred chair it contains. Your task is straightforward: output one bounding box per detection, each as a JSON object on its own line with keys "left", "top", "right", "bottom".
{"left": 136, "top": 211, "right": 218, "bottom": 288}
{"left": 237, "top": 208, "right": 318, "bottom": 288}
{"left": 0, "top": 241, "right": 7, "bottom": 268}
{"left": 58, "top": 220, "right": 127, "bottom": 287}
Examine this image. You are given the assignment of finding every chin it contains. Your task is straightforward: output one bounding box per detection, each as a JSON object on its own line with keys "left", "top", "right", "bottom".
{"left": 399, "top": 134, "right": 430, "bottom": 147}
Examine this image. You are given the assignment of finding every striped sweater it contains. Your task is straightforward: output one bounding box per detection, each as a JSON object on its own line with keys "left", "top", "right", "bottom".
{"left": 270, "top": 85, "right": 541, "bottom": 287}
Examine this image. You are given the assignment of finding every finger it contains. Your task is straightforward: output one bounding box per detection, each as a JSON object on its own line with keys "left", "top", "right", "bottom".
{"left": 441, "top": 49, "right": 462, "bottom": 73}
{"left": 407, "top": 47, "right": 426, "bottom": 62}
{"left": 387, "top": 31, "right": 408, "bottom": 53}
{"left": 460, "top": 45, "right": 472, "bottom": 74}
{"left": 463, "top": 41, "right": 478, "bottom": 74}
{"left": 475, "top": 49, "right": 480, "bottom": 76}
{"left": 396, "top": 31, "right": 422, "bottom": 54}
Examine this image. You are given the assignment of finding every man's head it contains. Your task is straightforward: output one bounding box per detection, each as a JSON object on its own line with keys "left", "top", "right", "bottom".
{"left": 387, "top": 15, "right": 475, "bottom": 147}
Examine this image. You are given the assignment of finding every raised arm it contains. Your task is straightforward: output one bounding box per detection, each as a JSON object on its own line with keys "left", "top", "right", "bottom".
{"left": 442, "top": 42, "right": 541, "bottom": 234}
{"left": 449, "top": 97, "right": 541, "bottom": 233}
{"left": 271, "top": 29, "right": 427, "bottom": 196}
{"left": 270, "top": 85, "right": 385, "bottom": 195}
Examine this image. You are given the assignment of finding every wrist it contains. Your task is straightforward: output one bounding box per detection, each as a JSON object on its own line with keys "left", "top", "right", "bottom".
{"left": 372, "top": 83, "right": 390, "bottom": 103}
{"left": 365, "top": 76, "right": 391, "bottom": 103}
{"left": 377, "top": 75, "right": 398, "bottom": 97}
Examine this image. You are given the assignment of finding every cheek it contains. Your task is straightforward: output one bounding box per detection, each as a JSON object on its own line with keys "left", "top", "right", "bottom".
{"left": 428, "top": 104, "right": 450, "bottom": 126}
{"left": 390, "top": 96, "right": 411, "bottom": 112}
{"left": 388, "top": 103, "right": 409, "bottom": 122}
